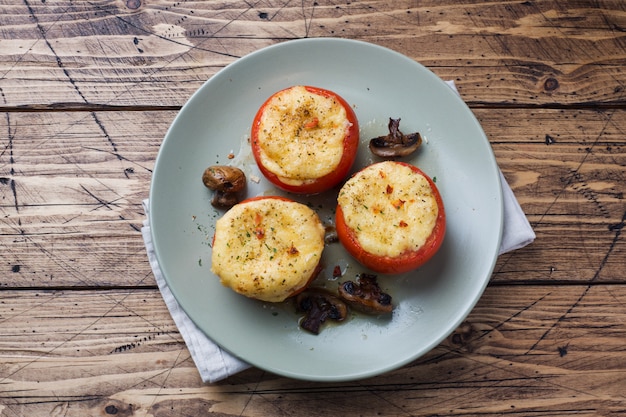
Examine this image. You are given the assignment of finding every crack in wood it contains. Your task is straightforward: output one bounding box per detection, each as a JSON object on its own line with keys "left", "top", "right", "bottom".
{"left": 24, "top": 0, "right": 124, "bottom": 162}
{"left": 526, "top": 209, "right": 626, "bottom": 354}
{"left": 532, "top": 108, "right": 617, "bottom": 232}
{"left": 2, "top": 89, "right": 19, "bottom": 212}
{"left": 9, "top": 178, "right": 18, "bottom": 212}
{"left": 82, "top": 146, "right": 153, "bottom": 174}
{"left": 79, "top": 185, "right": 119, "bottom": 211}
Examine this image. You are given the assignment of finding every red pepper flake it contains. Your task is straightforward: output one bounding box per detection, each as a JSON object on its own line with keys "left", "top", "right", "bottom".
{"left": 252, "top": 212, "right": 265, "bottom": 238}
{"left": 392, "top": 199, "right": 405, "bottom": 209}
{"left": 333, "top": 265, "right": 342, "bottom": 278}
{"left": 398, "top": 220, "right": 408, "bottom": 227}
{"left": 378, "top": 170, "right": 386, "bottom": 179}
{"left": 386, "top": 184, "right": 393, "bottom": 194}
{"left": 304, "top": 117, "right": 319, "bottom": 129}
{"left": 288, "top": 244, "right": 299, "bottom": 255}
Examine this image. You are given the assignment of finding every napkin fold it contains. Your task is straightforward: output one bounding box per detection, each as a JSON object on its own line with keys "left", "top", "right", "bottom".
{"left": 141, "top": 200, "right": 251, "bottom": 382}
{"left": 443, "top": 80, "right": 535, "bottom": 254}
{"left": 142, "top": 81, "right": 535, "bottom": 383}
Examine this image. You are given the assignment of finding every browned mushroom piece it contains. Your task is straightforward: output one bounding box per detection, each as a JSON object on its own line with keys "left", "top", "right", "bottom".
{"left": 369, "top": 118, "right": 422, "bottom": 158}
{"left": 212, "top": 190, "right": 240, "bottom": 208}
{"left": 295, "top": 288, "right": 348, "bottom": 334}
{"left": 202, "top": 165, "right": 246, "bottom": 208}
{"left": 338, "top": 273, "right": 393, "bottom": 315}
{"left": 324, "top": 224, "right": 338, "bottom": 244}
{"left": 202, "top": 165, "right": 246, "bottom": 192}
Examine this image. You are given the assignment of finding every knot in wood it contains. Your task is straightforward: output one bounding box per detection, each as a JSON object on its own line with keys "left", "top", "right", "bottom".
{"left": 449, "top": 321, "right": 475, "bottom": 349}
{"left": 105, "top": 404, "right": 119, "bottom": 414}
{"left": 125, "top": 0, "right": 142, "bottom": 10}
{"left": 543, "top": 77, "right": 560, "bottom": 92}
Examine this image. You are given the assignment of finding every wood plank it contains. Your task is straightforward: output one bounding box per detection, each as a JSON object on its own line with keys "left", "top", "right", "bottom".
{"left": 1, "top": 108, "right": 624, "bottom": 287}
{"left": 2, "top": 1, "right": 625, "bottom": 416}
{"left": 1, "top": 0, "right": 625, "bottom": 107}
{"left": 2, "top": 285, "right": 626, "bottom": 415}
{"left": 482, "top": 108, "right": 626, "bottom": 283}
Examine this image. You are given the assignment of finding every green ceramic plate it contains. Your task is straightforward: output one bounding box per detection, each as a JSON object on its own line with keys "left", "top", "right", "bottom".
{"left": 150, "top": 38, "right": 503, "bottom": 381}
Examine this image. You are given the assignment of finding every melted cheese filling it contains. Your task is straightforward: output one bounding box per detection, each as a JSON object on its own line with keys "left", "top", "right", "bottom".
{"left": 337, "top": 161, "right": 438, "bottom": 258}
{"left": 255, "top": 86, "right": 351, "bottom": 185}
{"left": 211, "top": 198, "right": 325, "bottom": 302}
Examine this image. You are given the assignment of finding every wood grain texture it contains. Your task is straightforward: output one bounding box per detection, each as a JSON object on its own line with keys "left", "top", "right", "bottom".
{"left": 2, "top": 109, "right": 623, "bottom": 287}
{"left": 3, "top": 285, "right": 626, "bottom": 416}
{"left": 1, "top": 0, "right": 626, "bottom": 415}
{"left": 0, "top": 0, "right": 625, "bottom": 107}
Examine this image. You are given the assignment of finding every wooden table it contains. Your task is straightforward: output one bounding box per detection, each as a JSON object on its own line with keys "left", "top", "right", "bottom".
{"left": 1, "top": 0, "right": 625, "bottom": 415}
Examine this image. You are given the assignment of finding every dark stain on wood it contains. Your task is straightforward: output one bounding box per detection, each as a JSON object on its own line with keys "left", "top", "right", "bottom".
{"left": 608, "top": 220, "right": 624, "bottom": 232}
{"left": 563, "top": 171, "right": 611, "bottom": 219}
{"left": 449, "top": 321, "right": 475, "bottom": 351}
{"left": 111, "top": 332, "right": 163, "bottom": 353}
{"left": 100, "top": 400, "right": 134, "bottom": 416}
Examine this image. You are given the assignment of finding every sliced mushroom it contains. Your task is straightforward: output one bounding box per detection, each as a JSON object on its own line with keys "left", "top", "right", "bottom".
{"left": 369, "top": 118, "right": 422, "bottom": 158}
{"left": 202, "top": 165, "right": 246, "bottom": 208}
{"left": 324, "top": 225, "right": 338, "bottom": 244}
{"left": 296, "top": 288, "right": 348, "bottom": 334}
{"left": 338, "top": 273, "right": 393, "bottom": 315}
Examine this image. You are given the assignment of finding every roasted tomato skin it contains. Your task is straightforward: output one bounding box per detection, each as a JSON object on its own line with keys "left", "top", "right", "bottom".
{"left": 250, "top": 86, "right": 359, "bottom": 194}
{"left": 335, "top": 163, "right": 446, "bottom": 274}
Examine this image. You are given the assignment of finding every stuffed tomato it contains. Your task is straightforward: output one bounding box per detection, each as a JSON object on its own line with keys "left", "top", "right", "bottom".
{"left": 211, "top": 196, "right": 325, "bottom": 302}
{"left": 336, "top": 161, "right": 445, "bottom": 274}
{"left": 251, "top": 85, "right": 359, "bottom": 194}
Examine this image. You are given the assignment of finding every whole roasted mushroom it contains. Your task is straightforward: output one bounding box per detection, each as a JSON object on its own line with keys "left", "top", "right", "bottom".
{"left": 338, "top": 273, "right": 393, "bottom": 315}
{"left": 202, "top": 165, "right": 246, "bottom": 208}
{"left": 296, "top": 288, "right": 348, "bottom": 334}
{"left": 369, "top": 118, "right": 422, "bottom": 158}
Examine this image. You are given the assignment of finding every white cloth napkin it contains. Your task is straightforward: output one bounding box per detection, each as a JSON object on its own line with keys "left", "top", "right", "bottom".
{"left": 497, "top": 170, "right": 536, "bottom": 254}
{"left": 142, "top": 81, "right": 535, "bottom": 383}
{"left": 443, "top": 80, "right": 535, "bottom": 254}
{"left": 141, "top": 200, "right": 251, "bottom": 382}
